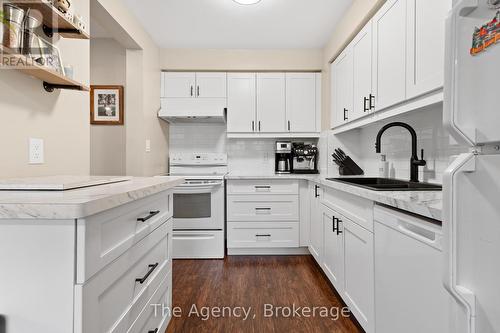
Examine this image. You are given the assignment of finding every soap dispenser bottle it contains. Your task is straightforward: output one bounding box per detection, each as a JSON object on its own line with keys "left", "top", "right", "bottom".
{"left": 379, "top": 154, "right": 389, "bottom": 178}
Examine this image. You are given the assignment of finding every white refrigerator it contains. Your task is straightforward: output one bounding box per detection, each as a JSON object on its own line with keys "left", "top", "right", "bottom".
{"left": 443, "top": 1, "right": 500, "bottom": 333}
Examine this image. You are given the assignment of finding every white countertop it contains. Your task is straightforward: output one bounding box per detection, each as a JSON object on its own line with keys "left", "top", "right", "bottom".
{"left": 226, "top": 174, "right": 442, "bottom": 221}
{"left": 0, "top": 176, "right": 184, "bottom": 220}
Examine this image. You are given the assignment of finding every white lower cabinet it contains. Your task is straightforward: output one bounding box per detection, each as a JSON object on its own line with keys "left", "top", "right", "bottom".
{"left": 309, "top": 182, "right": 323, "bottom": 262}
{"left": 343, "top": 218, "right": 375, "bottom": 333}
{"left": 227, "top": 180, "right": 302, "bottom": 254}
{"left": 321, "top": 205, "right": 344, "bottom": 292}
{"left": 0, "top": 189, "right": 174, "bottom": 333}
{"left": 311, "top": 183, "right": 375, "bottom": 333}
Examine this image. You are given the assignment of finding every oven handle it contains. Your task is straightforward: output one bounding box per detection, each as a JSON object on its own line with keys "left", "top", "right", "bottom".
{"left": 177, "top": 181, "right": 223, "bottom": 188}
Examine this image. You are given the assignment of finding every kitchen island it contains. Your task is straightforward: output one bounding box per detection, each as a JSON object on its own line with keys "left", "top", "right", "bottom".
{"left": 0, "top": 176, "right": 183, "bottom": 333}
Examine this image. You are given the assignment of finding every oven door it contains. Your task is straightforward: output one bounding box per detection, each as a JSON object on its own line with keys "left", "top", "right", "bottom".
{"left": 172, "top": 180, "right": 224, "bottom": 230}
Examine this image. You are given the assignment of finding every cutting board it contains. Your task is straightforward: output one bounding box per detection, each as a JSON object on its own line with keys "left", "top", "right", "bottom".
{"left": 0, "top": 176, "right": 132, "bottom": 191}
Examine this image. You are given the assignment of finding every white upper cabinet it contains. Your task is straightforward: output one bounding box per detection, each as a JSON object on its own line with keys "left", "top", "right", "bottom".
{"left": 195, "top": 72, "right": 227, "bottom": 98}
{"left": 372, "top": 0, "right": 407, "bottom": 111}
{"left": 406, "top": 0, "right": 451, "bottom": 99}
{"left": 227, "top": 72, "right": 320, "bottom": 136}
{"left": 285, "top": 73, "right": 318, "bottom": 133}
{"left": 163, "top": 72, "right": 196, "bottom": 98}
{"left": 256, "top": 73, "right": 286, "bottom": 133}
{"left": 227, "top": 73, "right": 257, "bottom": 133}
{"left": 352, "top": 22, "right": 374, "bottom": 119}
{"left": 332, "top": 47, "right": 354, "bottom": 126}
{"left": 162, "top": 72, "right": 226, "bottom": 99}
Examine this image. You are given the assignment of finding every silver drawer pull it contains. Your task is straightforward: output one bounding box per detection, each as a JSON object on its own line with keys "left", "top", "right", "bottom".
{"left": 254, "top": 185, "right": 271, "bottom": 191}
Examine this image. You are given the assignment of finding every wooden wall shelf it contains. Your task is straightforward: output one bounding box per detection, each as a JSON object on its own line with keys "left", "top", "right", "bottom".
{"left": 12, "top": 0, "right": 90, "bottom": 39}
{"left": 0, "top": 46, "right": 89, "bottom": 92}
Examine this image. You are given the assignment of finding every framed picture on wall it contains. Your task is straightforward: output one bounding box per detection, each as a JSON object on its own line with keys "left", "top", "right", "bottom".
{"left": 90, "top": 85, "right": 124, "bottom": 125}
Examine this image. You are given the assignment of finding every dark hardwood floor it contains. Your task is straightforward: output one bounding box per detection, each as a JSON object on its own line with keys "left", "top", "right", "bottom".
{"left": 166, "top": 255, "right": 363, "bottom": 333}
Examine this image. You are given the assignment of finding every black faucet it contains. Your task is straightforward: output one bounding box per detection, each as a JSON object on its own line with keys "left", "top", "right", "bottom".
{"left": 375, "top": 122, "right": 426, "bottom": 183}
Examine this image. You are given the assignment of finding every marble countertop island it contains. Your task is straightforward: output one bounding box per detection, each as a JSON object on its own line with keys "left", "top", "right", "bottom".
{"left": 0, "top": 176, "right": 184, "bottom": 220}
{"left": 226, "top": 173, "right": 442, "bottom": 221}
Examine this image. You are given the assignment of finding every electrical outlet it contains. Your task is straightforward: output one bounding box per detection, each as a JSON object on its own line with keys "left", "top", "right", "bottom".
{"left": 145, "top": 139, "right": 151, "bottom": 153}
{"left": 29, "top": 138, "right": 44, "bottom": 164}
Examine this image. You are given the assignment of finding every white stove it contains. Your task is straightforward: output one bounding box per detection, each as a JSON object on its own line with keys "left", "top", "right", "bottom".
{"left": 165, "top": 153, "right": 227, "bottom": 259}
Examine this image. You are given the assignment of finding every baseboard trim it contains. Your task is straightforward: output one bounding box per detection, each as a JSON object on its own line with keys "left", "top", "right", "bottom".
{"left": 227, "top": 247, "right": 311, "bottom": 256}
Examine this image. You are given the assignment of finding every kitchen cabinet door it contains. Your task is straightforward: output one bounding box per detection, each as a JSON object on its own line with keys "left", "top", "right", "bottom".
{"left": 227, "top": 73, "right": 257, "bottom": 133}
{"left": 322, "top": 205, "right": 344, "bottom": 292}
{"left": 352, "top": 21, "right": 374, "bottom": 119}
{"left": 256, "top": 73, "right": 286, "bottom": 133}
{"left": 285, "top": 73, "right": 317, "bottom": 133}
{"left": 309, "top": 183, "right": 323, "bottom": 263}
{"left": 372, "top": 0, "right": 407, "bottom": 111}
{"left": 343, "top": 218, "right": 374, "bottom": 333}
{"left": 406, "top": 0, "right": 451, "bottom": 99}
{"left": 195, "top": 72, "right": 227, "bottom": 98}
{"left": 334, "top": 47, "right": 354, "bottom": 125}
{"left": 163, "top": 72, "right": 196, "bottom": 98}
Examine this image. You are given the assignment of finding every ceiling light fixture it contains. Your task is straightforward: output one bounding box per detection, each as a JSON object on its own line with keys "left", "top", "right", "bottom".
{"left": 233, "top": 0, "right": 262, "bottom": 5}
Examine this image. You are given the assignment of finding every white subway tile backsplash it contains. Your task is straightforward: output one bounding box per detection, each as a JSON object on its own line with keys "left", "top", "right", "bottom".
{"left": 328, "top": 104, "right": 468, "bottom": 184}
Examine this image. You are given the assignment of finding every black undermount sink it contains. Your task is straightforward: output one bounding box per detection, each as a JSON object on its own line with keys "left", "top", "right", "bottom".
{"left": 326, "top": 177, "right": 442, "bottom": 191}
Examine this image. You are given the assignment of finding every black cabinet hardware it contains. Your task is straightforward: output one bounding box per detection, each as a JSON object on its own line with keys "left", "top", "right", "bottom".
{"left": 288, "top": 121, "right": 291, "bottom": 131}
{"left": 190, "top": 86, "right": 194, "bottom": 97}
{"left": 343, "top": 108, "right": 348, "bottom": 121}
{"left": 255, "top": 207, "right": 271, "bottom": 211}
{"left": 137, "top": 211, "right": 160, "bottom": 222}
{"left": 136, "top": 263, "right": 159, "bottom": 284}
{"left": 252, "top": 121, "right": 255, "bottom": 131}
{"left": 332, "top": 216, "right": 336, "bottom": 233}
{"left": 197, "top": 86, "right": 200, "bottom": 97}
{"left": 369, "top": 94, "right": 375, "bottom": 110}
{"left": 148, "top": 329, "right": 159, "bottom": 333}
{"left": 255, "top": 185, "right": 271, "bottom": 189}
{"left": 336, "top": 218, "right": 343, "bottom": 235}
{"left": 258, "top": 121, "right": 261, "bottom": 132}
{"left": 364, "top": 97, "right": 369, "bottom": 112}
{"left": 314, "top": 185, "right": 320, "bottom": 198}
{"left": 256, "top": 234, "right": 271, "bottom": 237}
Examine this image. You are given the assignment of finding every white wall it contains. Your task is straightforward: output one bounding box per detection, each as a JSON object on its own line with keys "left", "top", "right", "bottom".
{"left": 0, "top": 0, "right": 90, "bottom": 178}
{"left": 90, "top": 38, "right": 126, "bottom": 176}
{"left": 327, "top": 105, "right": 468, "bottom": 183}
{"left": 160, "top": 48, "right": 323, "bottom": 71}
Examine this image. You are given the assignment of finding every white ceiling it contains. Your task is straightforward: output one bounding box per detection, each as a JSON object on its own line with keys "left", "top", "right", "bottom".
{"left": 122, "top": 0, "right": 353, "bottom": 49}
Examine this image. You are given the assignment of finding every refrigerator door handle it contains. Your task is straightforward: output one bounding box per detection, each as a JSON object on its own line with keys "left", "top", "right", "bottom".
{"left": 443, "top": 153, "right": 477, "bottom": 333}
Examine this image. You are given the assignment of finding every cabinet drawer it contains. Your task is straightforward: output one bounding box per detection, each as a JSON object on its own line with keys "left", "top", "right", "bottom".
{"left": 227, "top": 195, "right": 299, "bottom": 222}
{"left": 126, "top": 269, "right": 172, "bottom": 333}
{"left": 227, "top": 180, "right": 299, "bottom": 195}
{"left": 322, "top": 187, "right": 374, "bottom": 231}
{"left": 227, "top": 222, "right": 299, "bottom": 248}
{"left": 76, "top": 191, "right": 172, "bottom": 283}
{"left": 75, "top": 222, "right": 172, "bottom": 333}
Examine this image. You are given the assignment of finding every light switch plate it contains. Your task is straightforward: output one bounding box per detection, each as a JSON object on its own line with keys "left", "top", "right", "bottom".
{"left": 29, "top": 138, "right": 44, "bottom": 164}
